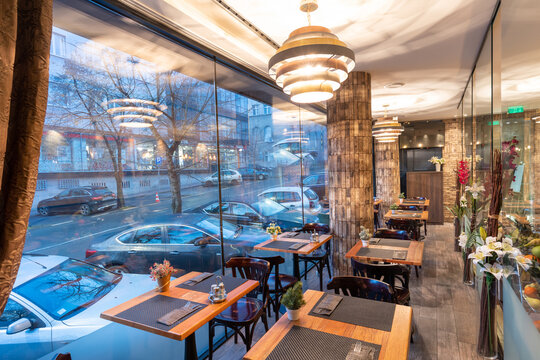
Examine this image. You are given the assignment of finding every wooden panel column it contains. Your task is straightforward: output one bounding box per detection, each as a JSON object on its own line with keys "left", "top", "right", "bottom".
{"left": 375, "top": 141, "right": 400, "bottom": 215}
{"left": 443, "top": 118, "right": 463, "bottom": 222}
{"left": 328, "top": 72, "right": 373, "bottom": 276}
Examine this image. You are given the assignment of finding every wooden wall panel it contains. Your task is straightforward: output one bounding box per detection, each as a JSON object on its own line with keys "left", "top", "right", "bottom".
{"left": 406, "top": 171, "right": 444, "bottom": 224}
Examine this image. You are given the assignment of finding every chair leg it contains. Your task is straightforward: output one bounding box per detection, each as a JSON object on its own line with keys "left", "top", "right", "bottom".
{"left": 415, "top": 266, "right": 419, "bottom": 278}
{"left": 234, "top": 328, "right": 238, "bottom": 344}
{"left": 304, "top": 260, "right": 307, "bottom": 280}
{"left": 326, "top": 258, "right": 332, "bottom": 279}
{"left": 262, "top": 311, "right": 269, "bottom": 331}
{"left": 245, "top": 325, "right": 252, "bottom": 351}
{"left": 274, "top": 296, "right": 280, "bottom": 322}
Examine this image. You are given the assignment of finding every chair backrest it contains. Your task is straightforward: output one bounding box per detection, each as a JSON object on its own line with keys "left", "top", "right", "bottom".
{"left": 249, "top": 254, "right": 285, "bottom": 292}
{"left": 387, "top": 219, "right": 417, "bottom": 234}
{"left": 327, "top": 276, "right": 394, "bottom": 303}
{"left": 301, "top": 223, "right": 330, "bottom": 234}
{"left": 373, "top": 228, "right": 410, "bottom": 240}
{"left": 411, "top": 196, "right": 426, "bottom": 200}
{"left": 226, "top": 257, "right": 271, "bottom": 300}
{"left": 51, "top": 354, "right": 72, "bottom": 360}
{"left": 397, "top": 205, "right": 421, "bottom": 211}
{"left": 351, "top": 259, "right": 409, "bottom": 292}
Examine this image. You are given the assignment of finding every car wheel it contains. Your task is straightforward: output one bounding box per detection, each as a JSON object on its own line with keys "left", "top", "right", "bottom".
{"left": 231, "top": 179, "right": 239, "bottom": 185}
{"left": 204, "top": 181, "right": 213, "bottom": 187}
{"left": 258, "top": 174, "right": 265, "bottom": 180}
{"left": 79, "top": 204, "right": 92, "bottom": 216}
{"left": 107, "top": 265, "right": 129, "bottom": 274}
{"left": 38, "top": 207, "right": 49, "bottom": 216}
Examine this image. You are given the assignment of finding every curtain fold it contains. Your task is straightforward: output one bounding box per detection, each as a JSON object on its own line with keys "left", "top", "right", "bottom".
{"left": 0, "top": 0, "right": 53, "bottom": 314}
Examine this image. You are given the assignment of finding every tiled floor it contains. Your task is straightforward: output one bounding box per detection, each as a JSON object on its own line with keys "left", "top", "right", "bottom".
{"left": 208, "top": 224, "right": 482, "bottom": 360}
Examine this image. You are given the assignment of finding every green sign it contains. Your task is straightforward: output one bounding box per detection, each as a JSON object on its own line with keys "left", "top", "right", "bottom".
{"left": 487, "top": 121, "right": 500, "bottom": 126}
{"left": 508, "top": 106, "right": 524, "bottom": 114}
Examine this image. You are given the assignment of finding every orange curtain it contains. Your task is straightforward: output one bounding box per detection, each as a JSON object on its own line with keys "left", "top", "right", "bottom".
{"left": 0, "top": 0, "right": 53, "bottom": 313}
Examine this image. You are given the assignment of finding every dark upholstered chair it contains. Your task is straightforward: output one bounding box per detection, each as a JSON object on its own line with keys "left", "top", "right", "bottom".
{"left": 327, "top": 276, "right": 394, "bottom": 303}
{"left": 249, "top": 254, "right": 297, "bottom": 322}
{"left": 351, "top": 259, "right": 410, "bottom": 305}
{"left": 297, "top": 223, "right": 331, "bottom": 290}
{"left": 373, "top": 228, "right": 410, "bottom": 240}
{"left": 208, "top": 257, "right": 270, "bottom": 359}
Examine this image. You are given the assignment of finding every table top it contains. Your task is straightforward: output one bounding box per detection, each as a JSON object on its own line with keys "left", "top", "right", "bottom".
{"left": 100, "top": 272, "right": 258, "bottom": 341}
{"left": 400, "top": 199, "right": 430, "bottom": 207}
{"left": 384, "top": 210, "right": 429, "bottom": 221}
{"left": 254, "top": 232, "right": 332, "bottom": 255}
{"left": 345, "top": 238, "right": 425, "bottom": 266}
{"left": 243, "top": 289, "right": 412, "bottom": 360}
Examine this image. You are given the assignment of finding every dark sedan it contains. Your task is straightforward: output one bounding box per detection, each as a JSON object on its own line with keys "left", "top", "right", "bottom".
{"left": 37, "top": 186, "right": 116, "bottom": 216}
{"left": 195, "top": 199, "right": 319, "bottom": 231}
{"left": 85, "top": 214, "right": 270, "bottom": 274}
{"left": 237, "top": 167, "right": 268, "bottom": 180}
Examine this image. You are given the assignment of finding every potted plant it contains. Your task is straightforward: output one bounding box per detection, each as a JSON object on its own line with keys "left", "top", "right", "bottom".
{"left": 398, "top": 192, "right": 405, "bottom": 203}
{"left": 281, "top": 281, "right": 306, "bottom": 320}
{"left": 150, "top": 260, "right": 175, "bottom": 292}
{"left": 390, "top": 203, "right": 399, "bottom": 214}
{"left": 428, "top": 156, "right": 445, "bottom": 171}
{"left": 266, "top": 222, "right": 282, "bottom": 241}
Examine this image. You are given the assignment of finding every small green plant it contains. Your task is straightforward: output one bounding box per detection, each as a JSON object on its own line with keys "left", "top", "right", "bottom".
{"left": 266, "top": 222, "right": 282, "bottom": 236}
{"left": 281, "top": 281, "right": 306, "bottom": 310}
{"left": 398, "top": 193, "right": 405, "bottom": 199}
{"left": 390, "top": 204, "right": 399, "bottom": 210}
{"left": 358, "top": 225, "right": 371, "bottom": 241}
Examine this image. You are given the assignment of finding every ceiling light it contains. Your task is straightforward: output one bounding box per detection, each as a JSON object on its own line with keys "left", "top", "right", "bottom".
{"left": 268, "top": 0, "right": 355, "bottom": 103}
{"left": 372, "top": 106, "right": 404, "bottom": 143}
{"left": 105, "top": 99, "right": 164, "bottom": 128}
{"left": 532, "top": 115, "right": 540, "bottom": 123}
{"left": 384, "top": 82, "right": 405, "bottom": 89}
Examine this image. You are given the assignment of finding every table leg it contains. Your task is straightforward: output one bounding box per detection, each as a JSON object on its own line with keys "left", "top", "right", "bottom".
{"left": 184, "top": 333, "right": 198, "bottom": 360}
{"left": 293, "top": 253, "right": 300, "bottom": 280}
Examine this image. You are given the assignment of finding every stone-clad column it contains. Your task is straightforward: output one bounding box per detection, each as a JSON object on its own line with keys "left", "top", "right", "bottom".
{"left": 327, "top": 72, "right": 373, "bottom": 276}
{"left": 375, "top": 141, "right": 400, "bottom": 216}
{"left": 443, "top": 118, "right": 463, "bottom": 222}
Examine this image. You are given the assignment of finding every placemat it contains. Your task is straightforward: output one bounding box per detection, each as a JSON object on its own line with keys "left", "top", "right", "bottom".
{"left": 266, "top": 326, "right": 381, "bottom": 360}
{"left": 115, "top": 295, "right": 206, "bottom": 331}
{"left": 176, "top": 274, "right": 247, "bottom": 293}
{"left": 281, "top": 232, "right": 313, "bottom": 240}
{"left": 375, "top": 239, "right": 411, "bottom": 248}
{"left": 355, "top": 247, "right": 396, "bottom": 259}
{"left": 308, "top": 294, "right": 396, "bottom": 331}
{"left": 262, "top": 240, "right": 308, "bottom": 250}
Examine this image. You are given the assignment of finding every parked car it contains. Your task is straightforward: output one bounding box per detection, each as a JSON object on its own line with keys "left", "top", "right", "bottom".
{"left": 302, "top": 173, "right": 327, "bottom": 200}
{"left": 258, "top": 186, "right": 322, "bottom": 214}
{"left": 195, "top": 198, "right": 319, "bottom": 231}
{"left": 237, "top": 167, "right": 268, "bottom": 180}
{"left": 0, "top": 254, "right": 154, "bottom": 360}
{"left": 37, "top": 186, "right": 116, "bottom": 216}
{"left": 202, "top": 169, "right": 242, "bottom": 186}
{"left": 85, "top": 214, "right": 269, "bottom": 274}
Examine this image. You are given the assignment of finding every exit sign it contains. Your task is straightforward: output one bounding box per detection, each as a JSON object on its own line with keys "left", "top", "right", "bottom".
{"left": 487, "top": 121, "right": 500, "bottom": 126}
{"left": 508, "top": 106, "right": 524, "bottom": 113}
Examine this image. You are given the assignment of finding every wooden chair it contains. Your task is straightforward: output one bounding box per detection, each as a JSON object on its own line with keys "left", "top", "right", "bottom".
{"left": 249, "top": 254, "right": 297, "bottom": 322}
{"left": 51, "top": 354, "right": 72, "bottom": 360}
{"left": 327, "top": 276, "right": 394, "bottom": 303}
{"left": 208, "top": 257, "right": 270, "bottom": 359}
{"left": 387, "top": 219, "right": 423, "bottom": 241}
{"left": 351, "top": 259, "right": 410, "bottom": 305}
{"left": 410, "top": 196, "right": 428, "bottom": 236}
{"left": 397, "top": 205, "right": 421, "bottom": 211}
{"left": 297, "top": 223, "right": 331, "bottom": 291}
{"left": 373, "top": 229, "right": 410, "bottom": 240}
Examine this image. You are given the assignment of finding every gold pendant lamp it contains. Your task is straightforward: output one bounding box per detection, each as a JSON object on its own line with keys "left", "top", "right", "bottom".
{"left": 268, "top": 0, "right": 355, "bottom": 103}
{"left": 372, "top": 106, "right": 404, "bottom": 143}
{"left": 105, "top": 99, "right": 164, "bottom": 128}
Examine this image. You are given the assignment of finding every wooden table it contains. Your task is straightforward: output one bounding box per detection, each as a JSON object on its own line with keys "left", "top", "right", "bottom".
{"left": 244, "top": 289, "right": 412, "bottom": 360}
{"left": 254, "top": 232, "right": 332, "bottom": 279}
{"left": 101, "top": 272, "right": 258, "bottom": 360}
{"left": 384, "top": 210, "right": 429, "bottom": 221}
{"left": 345, "top": 238, "right": 425, "bottom": 266}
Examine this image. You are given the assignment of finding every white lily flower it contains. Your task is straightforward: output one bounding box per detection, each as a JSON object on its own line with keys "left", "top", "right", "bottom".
{"left": 502, "top": 236, "right": 513, "bottom": 246}
{"left": 487, "top": 241, "right": 503, "bottom": 251}
{"left": 468, "top": 251, "right": 486, "bottom": 265}
{"left": 484, "top": 263, "right": 504, "bottom": 280}
{"left": 514, "top": 255, "right": 532, "bottom": 271}
{"left": 502, "top": 266, "right": 517, "bottom": 278}
{"left": 465, "top": 183, "right": 485, "bottom": 199}
{"left": 485, "top": 236, "right": 497, "bottom": 244}
{"left": 458, "top": 233, "right": 468, "bottom": 247}
{"left": 477, "top": 245, "right": 493, "bottom": 255}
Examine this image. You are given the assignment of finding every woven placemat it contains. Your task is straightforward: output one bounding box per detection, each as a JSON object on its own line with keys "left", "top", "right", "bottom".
{"left": 266, "top": 325, "right": 381, "bottom": 360}
{"left": 355, "top": 247, "right": 396, "bottom": 259}
{"left": 308, "top": 294, "right": 396, "bottom": 332}
{"left": 115, "top": 295, "right": 206, "bottom": 331}
{"left": 262, "top": 240, "right": 307, "bottom": 250}
{"left": 176, "top": 274, "right": 246, "bottom": 293}
{"left": 376, "top": 239, "right": 411, "bottom": 248}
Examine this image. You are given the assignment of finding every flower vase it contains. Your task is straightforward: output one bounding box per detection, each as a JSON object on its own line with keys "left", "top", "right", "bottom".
{"left": 399, "top": 198, "right": 403, "bottom": 204}
{"left": 462, "top": 248, "right": 474, "bottom": 286}
{"left": 157, "top": 274, "right": 171, "bottom": 292}
{"left": 272, "top": 234, "right": 278, "bottom": 241}
{"left": 435, "top": 163, "right": 441, "bottom": 172}
{"left": 286, "top": 308, "right": 300, "bottom": 321}
{"left": 477, "top": 275, "right": 498, "bottom": 359}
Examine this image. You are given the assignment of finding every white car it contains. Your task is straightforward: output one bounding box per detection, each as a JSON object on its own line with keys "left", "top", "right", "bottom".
{"left": 0, "top": 255, "right": 155, "bottom": 360}
{"left": 203, "top": 169, "right": 243, "bottom": 186}
{"left": 258, "top": 186, "right": 322, "bottom": 214}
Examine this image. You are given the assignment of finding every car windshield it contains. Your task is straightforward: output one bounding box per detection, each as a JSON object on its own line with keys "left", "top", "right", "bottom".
{"left": 14, "top": 259, "right": 121, "bottom": 320}
{"left": 304, "top": 189, "right": 318, "bottom": 200}
{"left": 196, "top": 217, "right": 236, "bottom": 239}
{"left": 251, "top": 199, "right": 286, "bottom": 216}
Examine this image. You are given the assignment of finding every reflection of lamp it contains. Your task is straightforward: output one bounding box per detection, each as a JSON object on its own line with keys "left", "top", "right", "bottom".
{"left": 268, "top": 0, "right": 354, "bottom": 103}
{"left": 372, "top": 106, "right": 404, "bottom": 143}
{"left": 104, "top": 99, "right": 166, "bottom": 128}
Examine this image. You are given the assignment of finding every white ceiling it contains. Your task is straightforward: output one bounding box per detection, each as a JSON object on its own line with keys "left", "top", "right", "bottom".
{"left": 131, "top": 0, "right": 498, "bottom": 120}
